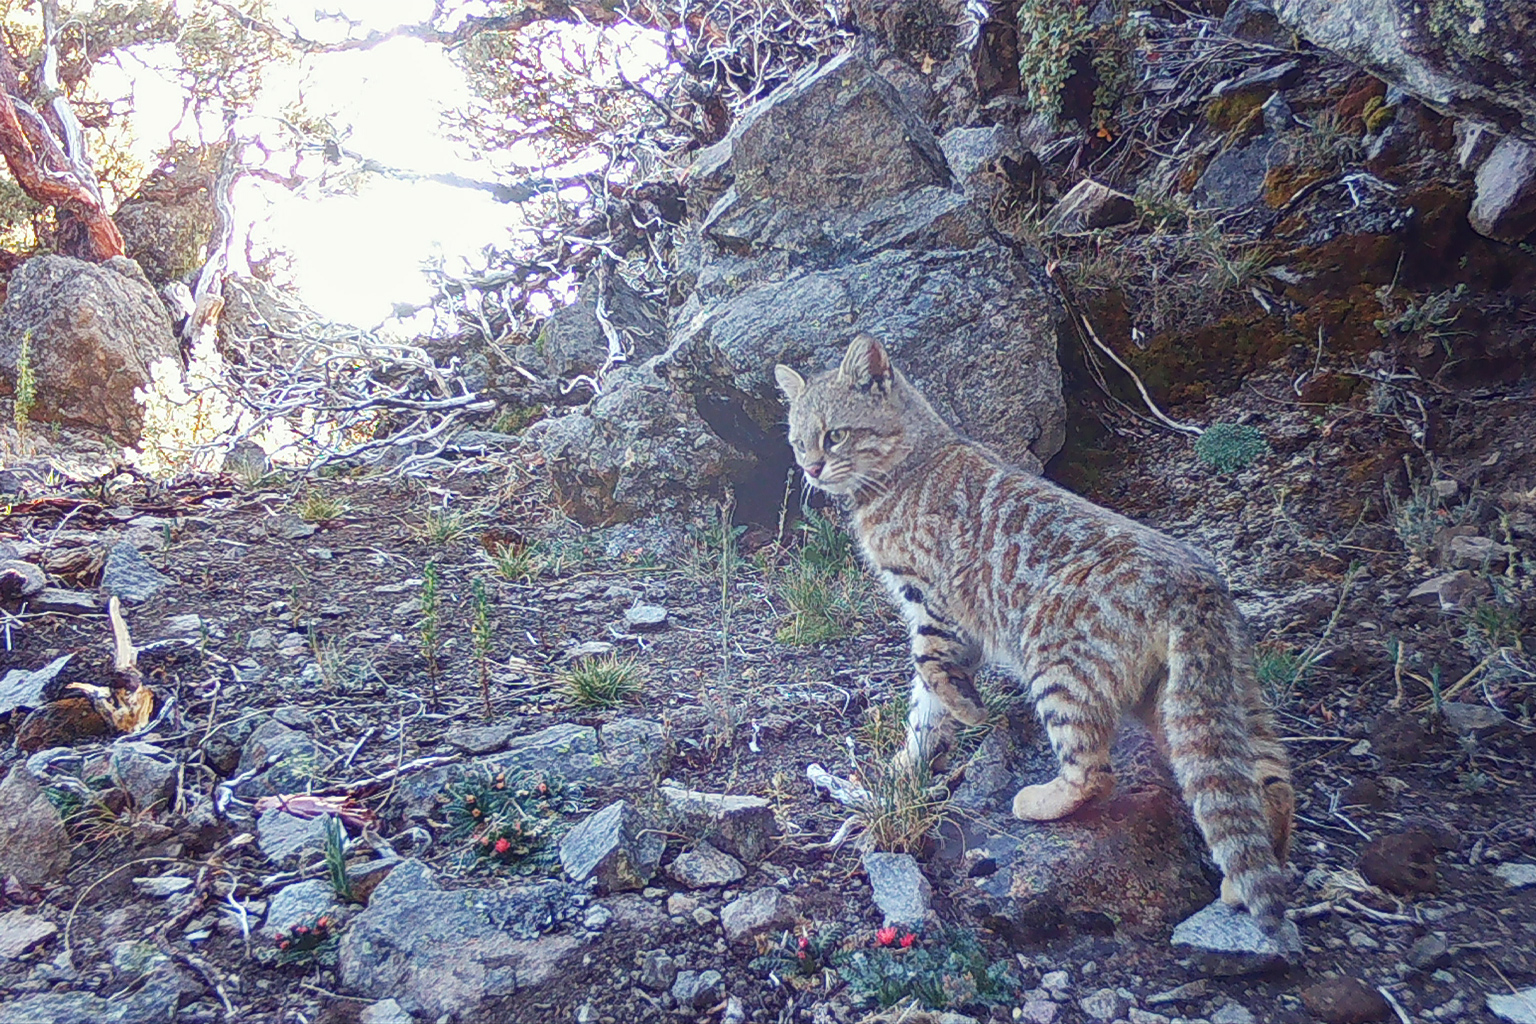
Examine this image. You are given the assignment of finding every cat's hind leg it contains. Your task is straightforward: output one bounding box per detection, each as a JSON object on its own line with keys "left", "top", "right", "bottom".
{"left": 1012, "top": 664, "right": 1116, "bottom": 820}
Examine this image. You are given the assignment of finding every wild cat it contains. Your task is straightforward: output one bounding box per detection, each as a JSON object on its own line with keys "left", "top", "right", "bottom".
{"left": 775, "top": 334, "right": 1294, "bottom": 929}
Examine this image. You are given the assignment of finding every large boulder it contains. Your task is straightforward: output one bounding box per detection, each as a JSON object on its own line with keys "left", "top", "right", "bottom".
{"left": 1270, "top": 0, "right": 1535, "bottom": 143}
{"left": 515, "top": 272, "right": 665, "bottom": 381}
{"left": 532, "top": 50, "right": 1066, "bottom": 523}
{"left": 0, "top": 255, "right": 181, "bottom": 443}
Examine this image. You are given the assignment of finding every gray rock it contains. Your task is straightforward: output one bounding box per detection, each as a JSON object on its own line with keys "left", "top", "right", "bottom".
{"left": 1128, "top": 1011, "right": 1172, "bottom": 1024}
{"left": 862, "top": 851, "right": 931, "bottom": 928}
{"left": 236, "top": 718, "right": 320, "bottom": 797}
{"left": 100, "top": 542, "right": 171, "bottom": 603}
{"left": 1442, "top": 702, "right": 1508, "bottom": 736}
{"left": 442, "top": 722, "right": 524, "bottom": 755}
{"left": 110, "top": 741, "right": 177, "bottom": 809}
{"left": 1270, "top": 0, "right": 1536, "bottom": 146}
{"left": 0, "top": 559, "right": 46, "bottom": 601}
{"left": 263, "top": 879, "right": 343, "bottom": 939}
{"left": 531, "top": 50, "right": 1064, "bottom": 525}
{"left": 0, "top": 961, "right": 196, "bottom": 1023}
{"left": 671, "top": 969, "right": 724, "bottom": 1010}
{"left": 358, "top": 999, "right": 415, "bottom": 1024}
{"left": 1458, "top": 121, "right": 1499, "bottom": 170}
{"left": 256, "top": 809, "right": 328, "bottom": 866}
{"left": 132, "top": 875, "right": 193, "bottom": 898}
{"left": 338, "top": 859, "right": 583, "bottom": 1020}
{"left": 1170, "top": 900, "right": 1302, "bottom": 972}
{"left": 667, "top": 842, "right": 747, "bottom": 888}
{"left": 659, "top": 786, "right": 776, "bottom": 863}
{"left": 559, "top": 800, "right": 664, "bottom": 893}
{"left": 1079, "top": 988, "right": 1128, "bottom": 1021}
{"left": 1220, "top": 0, "right": 1289, "bottom": 46}
{"left": 721, "top": 887, "right": 798, "bottom": 944}
{"left": 1472, "top": 135, "right": 1536, "bottom": 242}
{"left": 623, "top": 604, "right": 669, "bottom": 631}
{"left": 0, "top": 910, "right": 57, "bottom": 959}
{"left": 1406, "top": 570, "right": 1491, "bottom": 611}
{"left": 636, "top": 949, "right": 677, "bottom": 991}
{"left": 264, "top": 514, "right": 316, "bottom": 540}
{"left": 1040, "top": 970, "right": 1071, "bottom": 999}
{"left": 1494, "top": 862, "right": 1536, "bottom": 890}
{"left": 0, "top": 255, "right": 181, "bottom": 444}
{"left": 515, "top": 273, "right": 665, "bottom": 381}
{"left": 1406, "top": 932, "right": 1450, "bottom": 971}
{"left": 1194, "top": 135, "right": 1278, "bottom": 212}
{"left": 161, "top": 613, "right": 203, "bottom": 635}
{"left": 1448, "top": 533, "right": 1517, "bottom": 566}
{"left": 0, "top": 654, "right": 71, "bottom": 716}
{"left": 26, "top": 587, "right": 98, "bottom": 614}
{"left": 1488, "top": 988, "right": 1536, "bottom": 1024}
{"left": 1015, "top": 998, "right": 1059, "bottom": 1024}
{"left": 1146, "top": 980, "right": 1208, "bottom": 1006}
{"left": 1041, "top": 179, "right": 1136, "bottom": 234}
{"left": 562, "top": 640, "right": 616, "bottom": 661}
{"left": 0, "top": 766, "right": 70, "bottom": 885}
{"left": 1210, "top": 1002, "right": 1259, "bottom": 1024}
{"left": 582, "top": 904, "right": 612, "bottom": 930}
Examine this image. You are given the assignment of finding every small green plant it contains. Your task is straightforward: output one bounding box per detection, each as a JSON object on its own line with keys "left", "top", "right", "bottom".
{"left": 563, "top": 654, "right": 642, "bottom": 708}
{"left": 491, "top": 404, "right": 542, "bottom": 433}
{"left": 420, "top": 507, "right": 471, "bottom": 543}
{"left": 421, "top": 561, "right": 441, "bottom": 707}
{"left": 1466, "top": 602, "right": 1523, "bottom": 655}
{"left": 1255, "top": 643, "right": 1308, "bottom": 706}
{"left": 13, "top": 330, "right": 36, "bottom": 438}
{"left": 487, "top": 539, "right": 536, "bottom": 582}
{"left": 1016, "top": 0, "right": 1092, "bottom": 119}
{"left": 271, "top": 915, "right": 340, "bottom": 967}
{"left": 775, "top": 509, "right": 867, "bottom": 645}
{"left": 1194, "top": 423, "right": 1269, "bottom": 473}
{"left": 444, "top": 768, "right": 579, "bottom": 874}
{"left": 472, "top": 577, "right": 494, "bottom": 717}
{"left": 294, "top": 491, "right": 350, "bottom": 523}
{"left": 750, "top": 926, "right": 849, "bottom": 983}
{"left": 836, "top": 926, "right": 1022, "bottom": 1011}
{"left": 323, "top": 815, "right": 356, "bottom": 903}
{"left": 1373, "top": 284, "right": 1469, "bottom": 357}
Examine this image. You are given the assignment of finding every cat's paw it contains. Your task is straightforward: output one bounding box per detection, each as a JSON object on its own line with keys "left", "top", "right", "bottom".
{"left": 1010, "top": 774, "right": 1112, "bottom": 820}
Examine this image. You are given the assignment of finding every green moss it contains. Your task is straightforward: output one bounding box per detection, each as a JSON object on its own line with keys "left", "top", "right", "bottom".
{"left": 1194, "top": 423, "right": 1269, "bottom": 473}
{"left": 1205, "top": 92, "right": 1265, "bottom": 133}
{"left": 1361, "top": 95, "right": 1397, "bottom": 134}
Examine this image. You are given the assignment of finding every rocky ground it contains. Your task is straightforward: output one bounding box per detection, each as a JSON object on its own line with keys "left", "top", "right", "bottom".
{"left": 0, "top": 354, "right": 1533, "bottom": 1024}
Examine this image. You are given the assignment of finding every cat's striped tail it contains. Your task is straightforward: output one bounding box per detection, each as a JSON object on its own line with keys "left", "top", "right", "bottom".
{"left": 1162, "top": 609, "right": 1293, "bottom": 933}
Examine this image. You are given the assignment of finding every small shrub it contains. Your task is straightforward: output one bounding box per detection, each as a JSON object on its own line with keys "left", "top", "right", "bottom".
{"left": 775, "top": 509, "right": 867, "bottom": 645}
{"left": 1194, "top": 423, "right": 1269, "bottom": 473}
{"left": 444, "top": 768, "right": 579, "bottom": 873}
{"left": 13, "top": 330, "right": 36, "bottom": 435}
{"left": 420, "top": 507, "right": 472, "bottom": 543}
{"left": 294, "top": 491, "right": 350, "bottom": 523}
{"left": 563, "top": 654, "right": 642, "bottom": 708}
{"left": 1255, "top": 643, "right": 1307, "bottom": 706}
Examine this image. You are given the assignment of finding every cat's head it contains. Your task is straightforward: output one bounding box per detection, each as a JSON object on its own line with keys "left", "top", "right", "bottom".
{"left": 773, "top": 334, "right": 949, "bottom": 495}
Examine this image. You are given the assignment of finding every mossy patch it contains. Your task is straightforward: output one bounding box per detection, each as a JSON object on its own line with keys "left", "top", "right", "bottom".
{"left": 1205, "top": 91, "right": 1265, "bottom": 132}
{"left": 1334, "top": 76, "right": 1387, "bottom": 130}
{"left": 1264, "top": 166, "right": 1330, "bottom": 208}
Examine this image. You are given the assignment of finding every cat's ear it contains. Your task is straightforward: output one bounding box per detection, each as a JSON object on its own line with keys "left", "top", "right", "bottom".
{"left": 774, "top": 364, "right": 806, "bottom": 402}
{"left": 838, "top": 333, "right": 892, "bottom": 392}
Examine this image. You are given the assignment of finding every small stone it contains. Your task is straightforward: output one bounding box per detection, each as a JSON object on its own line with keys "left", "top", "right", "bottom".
{"left": 1041, "top": 179, "right": 1136, "bottom": 234}
{"left": 1487, "top": 988, "right": 1536, "bottom": 1024}
{"left": 1211, "top": 1003, "right": 1259, "bottom": 1024}
{"left": 1406, "top": 570, "right": 1491, "bottom": 611}
{"left": 721, "top": 887, "right": 797, "bottom": 944}
{"left": 563, "top": 641, "right": 615, "bottom": 661}
{"left": 1442, "top": 702, "right": 1508, "bottom": 736}
{"left": 1301, "top": 976, "right": 1392, "bottom": 1024}
{"left": 256, "top": 809, "right": 329, "bottom": 866}
{"left": 863, "top": 851, "right": 931, "bottom": 928}
{"left": 1015, "top": 997, "right": 1059, "bottom": 1024}
{"left": 359, "top": 998, "right": 415, "bottom": 1024}
{"left": 583, "top": 904, "right": 613, "bottom": 930}
{"left": 0, "top": 560, "right": 46, "bottom": 601}
{"left": 667, "top": 842, "right": 746, "bottom": 889}
{"left": 642, "top": 886, "right": 666, "bottom": 900}
{"left": 1079, "top": 987, "right": 1128, "bottom": 1020}
{"left": 1040, "top": 971, "right": 1071, "bottom": 999}
{"left": 0, "top": 766, "right": 70, "bottom": 886}
{"left": 665, "top": 894, "right": 699, "bottom": 917}
{"left": 110, "top": 741, "right": 177, "bottom": 809}
{"left": 1406, "top": 932, "right": 1450, "bottom": 971}
{"left": 1170, "top": 900, "right": 1301, "bottom": 971}
{"left": 100, "top": 542, "right": 171, "bottom": 603}
{"left": 263, "top": 879, "right": 342, "bottom": 939}
{"left": 722, "top": 995, "right": 747, "bottom": 1024}
{"left": 133, "top": 875, "right": 194, "bottom": 898}
{"left": 659, "top": 787, "right": 776, "bottom": 863}
{"left": 1128, "top": 1011, "right": 1172, "bottom": 1024}
{"left": 1448, "top": 534, "right": 1516, "bottom": 567}
{"left": 1494, "top": 862, "right": 1536, "bottom": 890}
{"left": 162, "top": 613, "right": 203, "bottom": 635}
{"left": 1359, "top": 831, "right": 1440, "bottom": 895}
{"left": 671, "top": 969, "right": 723, "bottom": 1010}
{"left": 1348, "top": 929, "right": 1381, "bottom": 950}
{"left": 246, "top": 628, "right": 275, "bottom": 651}
{"left": 442, "top": 722, "right": 523, "bottom": 755}
{"left": 691, "top": 907, "right": 717, "bottom": 927}
{"left": 559, "top": 800, "right": 664, "bottom": 893}
{"left": 1146, "top": 979, "right": 1208, "bottom": 1006}
{"left": 1430, "top": 479, "right": 1460, "bottom": 499}
{"left": 624, "top": 604, "right": 669, "bottom": 631}
{"left": 27, "top": 588, "right": 99, "bottom": 614}
{"left": 637, "top": 950, "right": 677, "bottom": 991}
{"left": 0, "top": 911, "right": 58, "bottom": 959}
{"left": 1469, "top": 135, "right": 1536, "bottom": 243}
{"left": 0, "top": 654, "right": 72, "bottom": 717}
{"left": 265, "top": 514, "right": 317, "bottom": 540}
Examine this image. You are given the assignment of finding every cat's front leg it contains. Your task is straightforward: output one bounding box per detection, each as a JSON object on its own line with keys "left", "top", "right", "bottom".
{"left": 893, "top": 617, "right": 987, "bottom": 775}
{"left": 893, "top": 673, "right": 955, "bottom": 773}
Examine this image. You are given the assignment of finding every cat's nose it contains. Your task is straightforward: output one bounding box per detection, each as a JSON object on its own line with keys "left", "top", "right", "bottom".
{"left": 805, "top": 461, "right": 825, "bottom": 478}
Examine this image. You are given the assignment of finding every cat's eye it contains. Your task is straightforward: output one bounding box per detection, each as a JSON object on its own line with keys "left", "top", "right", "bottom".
{"left": 825, "top": 427, "right": 849, "bottom": 448}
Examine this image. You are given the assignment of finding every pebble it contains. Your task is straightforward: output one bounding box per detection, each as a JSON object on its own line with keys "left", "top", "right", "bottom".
{"left": 665, "top": 894, "right": 698, "bottom": 917}
{"left": 1014, "top": 998, "right": 1058, "bottom": 1024}
{"left": 1078, "top": 987, "right": 1128, "bottom": 1020}
{"left": 1493, "top": 862, "right": 1536, "bottom": 890}
{"left": 1301, "top": 976, "right": 1392, "bottom": 1024}
{"left": 691, "top": 907, "right": 717, "bottom": 928}
{"left": 1211, "top": 1004, "right": 1259, "bottom": 1024}
{"left": 582, "top": 905, "right": 612, "bottom": 931}
{"left": 623, "top": 605, "right": 668, "bottom": 631}
{"left": 1348, "top": 929, "right": 1381, "bottom": 950}
{"left": 1127, "top": 1011, "right": 1172, "bottom": 1024}
{"left": 1406, "top": 932, "right": 1450, "bottom": 971}
{"left": 1040, "top": 970, "right": 1071, "bottom": 999}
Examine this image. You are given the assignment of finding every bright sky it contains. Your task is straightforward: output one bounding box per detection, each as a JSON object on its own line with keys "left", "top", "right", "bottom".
{"left": 93, "top": 0, "right": 542, "bottom": 326}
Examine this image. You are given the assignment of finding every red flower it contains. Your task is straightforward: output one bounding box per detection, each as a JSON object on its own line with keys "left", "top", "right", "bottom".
{"left": 876, "top": 926, "right": 898, "bottom": 947}
{"left": 796, "top": 950, "right": 807, "bottom": 960}
{"left": 294, "top": 925, "right": 308, "bottom": 935}
{"left": 900, "top": 933, "right": 916, "bottom": 948}
{"left": 494, "top": 838, "right": 512, "bottom": 854}
{"left": 277, "top": 940, "right": 289, "bottom": 950}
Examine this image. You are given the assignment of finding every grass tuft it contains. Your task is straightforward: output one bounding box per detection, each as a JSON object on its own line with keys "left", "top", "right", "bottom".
{"left": 295, "top": 491, "right": 351, "bottom": 523}
{"left": 563, "top": 655, "right": 643, "bottom": 708}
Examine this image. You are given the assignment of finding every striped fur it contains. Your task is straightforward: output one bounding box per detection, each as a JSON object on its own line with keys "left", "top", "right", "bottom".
{"left": 775, "top": 335, "right": 1294, "bottom": 930}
